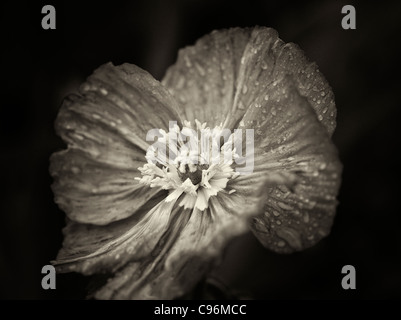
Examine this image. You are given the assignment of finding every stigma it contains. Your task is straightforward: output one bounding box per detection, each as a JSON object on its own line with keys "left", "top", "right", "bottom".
{"left": 136, "top": 120, "right": 239, "bottom": 211}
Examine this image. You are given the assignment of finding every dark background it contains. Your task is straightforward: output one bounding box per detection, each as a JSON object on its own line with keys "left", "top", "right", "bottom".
{"left": 1, "top": 0, "right": 400, "bottom": 299}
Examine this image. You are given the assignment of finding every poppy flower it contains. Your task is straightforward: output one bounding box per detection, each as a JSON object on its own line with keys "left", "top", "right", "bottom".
{"left": 50, "top": 26, "right": 342, "bottom": 299}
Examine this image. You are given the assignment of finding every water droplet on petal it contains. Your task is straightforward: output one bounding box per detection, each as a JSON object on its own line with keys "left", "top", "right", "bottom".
{"left": 184, "top": 55, "right": 192, "bottom": 68}
{"left": 277, "top": 240, "right": 286, "bottom": 247}
{"left": 242, "top": 85, "right": 248, "bottom": 95}
{"left": 71, "top": 166, "right": 80, "bottom": 174}
{"left": 195, "top": 63, "right": 205, "bottom": 76}
{"left": 318, "top": 114, "right": 323, "bottom": 121}
{"left": 277, "top": 202, "right": 293, "bottom": 211}
{"left": 261, "top": 61, "right": 268, "bottom": 70}
{"left": 303, "top": 212, "right": 310, "bottom": 223}
{"left": 276, "top": 227, "right": 302, "bottom": 250}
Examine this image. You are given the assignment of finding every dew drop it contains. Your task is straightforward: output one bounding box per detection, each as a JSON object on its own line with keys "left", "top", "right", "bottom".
{"left": 195, "top": 63, "right": 205, "bottom": 76}
{"left": 276, "top": 220, "right": 282, "bottom": 225}
{"left": 276, "top": 227, "right": 302, "bottom": 250}
{"left": 273, "top": 210, "right": 280, "bottom": 217}
{"left": 92, "top": 113, "right": 101, "bottom": 120}
{"left": 320, "top": 91, "right": 326, "bottom": 97}
{"left": 241, "top": 57, "right": 245, "bottom": 65}
{"left": 238, "top": 101, "right": 245, "bottom": 110}
{"left": 175, "top": 77, "right": 185, "bottom": 90}
{"left": 322, "top": 107, "right": 328, "bottom": 114}
{"left": 242, "top": 85, "right": 248, "bottom": 95}
{"left": 271, "top": 108, "right": 277, "bottom": 116}
{"left": 73, "top": 133, "right": 84, "bottom": 141}
{"left": 277, "top": 202, "right": 293, "bottom": 211}
{"left": 277, "top": 240, "right": 286, "bottom": 247}
{"left": 71, "top": 166, "right": 80, "bottom": 174}
{"left": 184, "top": 55, "right": 192, "bottom": 68}
{"left": 264, "top": 94, "right": 269, "bottom": 101}
{"left": 261, "top": 61, "right": 268, "bottom": 70}
{"left": 318, "top": 114, "right": 323, "bottom": 121}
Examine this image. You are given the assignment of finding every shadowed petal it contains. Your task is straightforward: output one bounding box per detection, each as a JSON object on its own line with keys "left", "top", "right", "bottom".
{"left": 93, "top": 180, "right": 267, "bottom": 299}
{"left": 162, "top": 27, "right": 336, "bottom": 135}
{"left": 53, "top": 194, "right": 174, "bottom": 275}
{"left": 235, "top": 76, "right": 341, "bottom": 253}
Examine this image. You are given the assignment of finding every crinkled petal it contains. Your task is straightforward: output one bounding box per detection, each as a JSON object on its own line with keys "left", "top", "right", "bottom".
{"left": 56, "top": 62, "right": 183, "bottom": 162}
{"left": 235, "top": 76, "right": 341, "bottom": 253}
{"left": 162, "top": 27, "right": 336, "bottom": 135}
{"left": 93, "top": 179, "right": 267, "bottom": 299}
{"left": 53, "top": 194, "right": 174, "bottom": 275}
{"left": 51, "top": 62, "right": 183, "bottom": 224}
{"left": 50, "top": 148, "right": 162, "bottom": 224}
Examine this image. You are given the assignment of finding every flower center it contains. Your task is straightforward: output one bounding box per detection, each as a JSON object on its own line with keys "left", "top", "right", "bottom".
{"left": 177, "top": 163, "right": 209, "bottom": 185}
{"left": 136, "top": 120, "right": 239, "bottom": 211}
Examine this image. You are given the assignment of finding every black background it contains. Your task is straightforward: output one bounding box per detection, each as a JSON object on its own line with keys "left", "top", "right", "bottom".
{"left": 1, "top": 0, "right": 400, "bottom": 299}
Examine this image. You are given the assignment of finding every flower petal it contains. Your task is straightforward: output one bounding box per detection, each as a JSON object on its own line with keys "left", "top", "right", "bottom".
{"left": 51, "top": 62, "right": 184, "bottom": 224}
{"left": 50, "top": 148, "right": 162, "bottom": 225}
{"left": 162, "top": 27, "right": 336, "bottom": 135}
{"left": 235, "top": 75, "right": 342, "bottom": 253}
{"left": 55, "top": 62, "right": 183, "bottom": 167}
{"left": 93, "top": 180, "right": 267, "bottom": 299}
{"left": 53, "top": 195, "right": 174, "bottom": 275}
